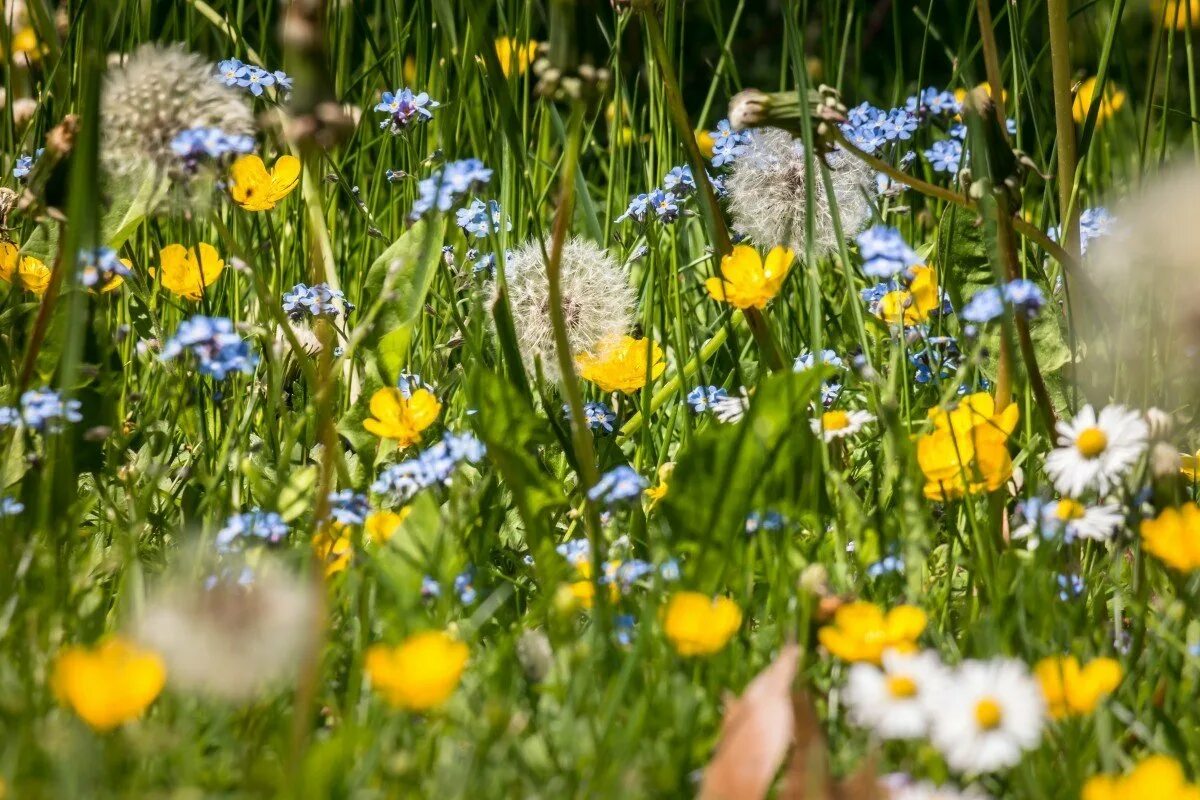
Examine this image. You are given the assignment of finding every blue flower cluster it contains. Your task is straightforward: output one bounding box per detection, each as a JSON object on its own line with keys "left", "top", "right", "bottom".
{"left": 710, "top": 119, "right": 751, "bottom": 167}
{"left": 564, "top": 401, "right": 617, "bottom": 434}
{"left": 78, "top": 247, "right": 130, "bottom": 290}
{"left": 616, "top": 163, "right": 724, "bottom": 226}
{"left": 327, "top": 490, "right": 370, "bottom": 526}
{"left": 161, "top": 316, "right": 260, "bottom": 380}
{"left": 961, "top": 279, "right": 1047, "bottom": 325}
{"left": 686, "top": 385, "right": 728, "bottom": 414}
{"left": 794, "top": 348, "right": 845, "bottom": 406}
{"left": 556, "top": 538, "right": 591, "bottom": 567}
{"left": 411, "top": 158, "right": 493, "bottom": 219}
{"left": 12, "top": 148, "right": 42, "bottom": 180}
{"left": 745, "top": 510, "right": 785, "bottom": 534}
{"left": 1049, "top": 207, "right": 1113, "bottom": 256}
{"left": 856, "top": 226, "right": 922, "bottom": 278}
{"left": 282, "top": 282, "right": 352, "bottom": 320}
{"left": 13, "top": 388, "right": 83, "bottom": 432}
{"left": 924, "top": 138, "right": 963, "bottom": 174}
{"left": 453, "top": 567, "right": 477, "bottom": 604}
{"left": 216, "top": 58, "right": 292, "bottom": 97}
{"left": 909, "top": 335, "right": 961, "bottom": 386}
{"left": 216, "top": 510, "right": 289, "bottom": 552}
{"left": 0, "top": 497, "right": 23, "bottom": 517}
{"left": 455, "top": 199, "right": 510, "bottom": 239}
{"left": 867, "top": 554, "right": 905, "bottom": 578}
{"left": 587, "top": 465, "right": 646, "bottom": 506}
{"left": 371, "top": 431, "right": 486, "bottom": 504}
{"left": 374, "top": 87, "right": 439, "bottom": 133}
{"left": 170, "top": 127, "right": 255, "bottom": 172}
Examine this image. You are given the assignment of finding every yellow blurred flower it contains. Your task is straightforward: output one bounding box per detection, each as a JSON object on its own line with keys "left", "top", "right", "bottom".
{"left": 10, "top": 27, "right": 43, "bottom": 61}
{"left": 577, "top": 335, "right": 666, "bottom": 394}
{"left": 916, "top": 392, "right": 1019, "bottom": 501}
{"left": 953, "top": 82, "right": 1008, "bottom": 110}
{"left": 366, "top": 631, "right": 468, "bottom": 710}
{"left": 705, "top": 245, "right": 794, "bottom": 310}
{"left": 494, "top": 37, "right": 538, "bottom": 77}
{"left": 152, "top": 243, "right": 225, "bottom": 300}
{"left": 817, "top": 601, "right": 926, "bottom": 664}
{"left": 229, "top": 154, "right": 300, "bottom": 212}
{"left": 1072, "top": 77, "right": 1126, "bottom": 125}
{"left": 52, "top": 637, "right": 166, "bottom": 731}
{"left": 662, "top": 591, "right": 742, "bottom": 656}
{"left": 645, "top": 462, "right": 674, "bottom": 507}
{"left": 365, "top": 508, "right": 410, "bottom": 544}
{"left": 403, "top": 55, "right": 418, "bottom": 85}
{"left": 1, "top": 241, "right": 51, "bottom": 295}
{"left": 1141, "top": 504, "right": 1200, "bottom": 572}
{"left": 313, "top": 524, "right": 352, "bottom": 576}
{"left": 1180, "top": 450, "right": 1200, "bottom": 482}
{"left": 1158, "top": 0, "right": 1200, "bottom": 29}
{"left": 362, "top": 387, "right": 441, "bottom": 446}
{"left": 878, "top": 266, "right": 940, "bottom": 326}
{"left": 1083, "top": 755, "right": 1200, "bottom": 800}
{"left": 696, "top": 129, "right": 716, "bottom": 159}
{"left": 1034, "top": 656, "right": 1122, "bottom": 719}
{"left": 0, "top": 241, "right": 15, "bottom": 284}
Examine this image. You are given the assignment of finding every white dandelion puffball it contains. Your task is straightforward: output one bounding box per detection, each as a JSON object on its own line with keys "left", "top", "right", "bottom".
{"left": 1085, "top": 166, "right": 1200, "bottom": 402}
{"left": 101, "top": 43, "right": 255, "bottom": 177}
{"left": 489, "top": 237, "right": 637, "bottom": 382}
{"left": 725, "top": 127, "right": 873, "bottom": 257}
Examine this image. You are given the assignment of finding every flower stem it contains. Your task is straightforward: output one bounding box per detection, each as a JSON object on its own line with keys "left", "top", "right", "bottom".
{"left": 1047, "top": 0, "right": 1081, "bottom": 256}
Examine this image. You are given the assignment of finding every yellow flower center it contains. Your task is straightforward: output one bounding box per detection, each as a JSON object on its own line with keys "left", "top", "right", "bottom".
{"left": 974, "top": 697, "right": 1004, "bottom": 730}
{"left": 1055, "top": 498, "right": 1086, "bottom": 521}
{"left": 823, "top": 410, "right": 851, "bottom": 431}
{"left": 886, "top": 674, "right": 918, "bottom": 699}
{"left": 1076, "top": 427, "right": 1109, "bottom": 458}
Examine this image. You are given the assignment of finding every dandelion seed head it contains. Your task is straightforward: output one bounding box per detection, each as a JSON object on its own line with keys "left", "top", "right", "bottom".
{"left": 725, "top": 128, "right": 873, "bottom": 258}
{"left": 101, "top": 44, "right": 255, "bottom": 178}
{"left": 490, "top": 237, "right": 636, "bottom": 382}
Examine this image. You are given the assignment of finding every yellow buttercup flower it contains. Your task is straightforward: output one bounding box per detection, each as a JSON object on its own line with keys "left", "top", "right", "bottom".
{"left": 365, "top": 508, "right": 410, "bottom": 544}
{"left": 10, "top": 27, "right": 43, "bottom": 61}
{"left": 953, "top": 82, "right": 1009, "bottom": 113}
{"left": 878, "top": 265, "right": 940, "bottom": 325}
{"left": 52, "top": 637, "right": 166, "bottom": 731}
{"left": 366, "top": 631, "right": 468, "bottom": 711}
{"left": 1034, "top": 656, "right": 1122, "bottom": 719}
{"left": 817, "top": 601, "right": 926, "bottom": 664}
{"left": 0, "top": 241, "right": 17, "bottom": 284}
{"left": 1140, "top": 504, "right": 1200, "bottom": 572}
{"left": 662, "top": 591, "right": 742, "bottom": 656}
{"left": 363, "top": 387, "right": 441, "bottom": 446}
{"left": 17, "top": 255, "right": 51, "bottom": 296}
{"left": 1083, "top": 755, "right": 1200, "bottom": 800}
{"left": 153, "top": 243, "right": 225, "bottom": 300}
{"left": 576, "top": 335, "right": 667, "bottom": 394}
{"left": 645, "top": 462, "right": 674, "bottom": 508}
{"left": 1159, "top": 0, "right": 1200, "bottom": 29}
{"left": 313, "top": 523, "right": 353, "bottom": 577}
{"left": 917, "top": 392, "right": 1019, "bottom": 501}
{"left": 229, "top": 154, "right": 300, "bottom": 212}
{"left": 1072, "top": 77, "right": 1126, "bottom": 125}
{"left": 494, "top": 37, "right": 538, "bottom": 77}
{"left": 705, "top": 245, "right": 794, "bottom": 310}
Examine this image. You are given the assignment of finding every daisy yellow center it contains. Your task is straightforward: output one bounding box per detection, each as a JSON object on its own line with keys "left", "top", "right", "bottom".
{"left": 1076, "top": 427, "right": 1109, "bottom": 459}
{"left": 886, "top": 674, "right": 918, "bottom": 699}
{"left": 823, "top": 411, "right": 851, "bottom": 431}
{"left": 974, "top": 697, "right": 1003, "bottom": 730}
{"left": 1055, "top": 498, "right": 1086, "bottom": 521}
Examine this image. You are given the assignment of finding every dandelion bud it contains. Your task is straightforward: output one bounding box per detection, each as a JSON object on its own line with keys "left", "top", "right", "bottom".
{"left": 1145, "top": 407, "right": 1174, "bottom": 440}
{"left": 516, "top": 629, "right": 554, "bottom": 684}
{"left": 1151, "top": 442, "right": 1182, "bottom": 479}
{"left": 727, "top": 88, "right": 770, "bottom": 130}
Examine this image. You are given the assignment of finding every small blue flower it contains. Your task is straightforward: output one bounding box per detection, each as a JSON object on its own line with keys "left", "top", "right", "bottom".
{"left": 160, "top": 316, "right": 259, "bottom": 380}
{"left": 614, "top": 614, "right": 636, "bottom": 647}
{"left": 616, "top": 193, "right": 651, "bottom": 224}
{"left": 421, "top": 575, "right": 442, "bottom": 600}
{"left": 565, "top": 401, "right": 617, "bottom": 434}
{"left": 1051, "top": 207, "right": 1114, "bottom": 256}
{"left": 867, "top": 554, "right": 905, "bottom": 578}
{"left": 660, "top": 559, "right": 680, "bottom": 581}
{"left": 216, "top": 510, "right": 289, "bottom": 551}
{"left": 170, "top": 128, "right": 255, "bottom": 172}
{"left": 12, "top": 149, "right": 42, "bottom": 180}
{"left": 78, "top": 247, "right": 130, "bottom": 290}
{"left": 856, "top": 226, "right": 921, "bottom": 278}
{"left": 648, "top": 188, "right": 680, "bottom": 223}
{"left": 375, "top": 87, "right": 440, "bottom": 132}
{"left": 370, "top": 431, "right": 486, "bottom": 503}
{"left": 272, "top": 70, "right": 293, "bottom": 94}
{"left": 1057, "top": 572, "right": 1085, "bottom": 601}
{"left": 925, "top": 139, "right": 962, "bottom": 174}
{"left": 662, "top": 165, "right": 696, "bottom": 195}
{"left": 283, "top": 282, "right": 352, "bottom": 319}
{"left": 455, "top": 199, "right": 510, "bottom": 239}
{"left": 794, "top": 349, "right": 844, "bottom": 372}
{"left": 961, "top": 287, "right": 1005, "bottom": 324}
{"left": 215, "top": 58, "right": 246, "bottom": 86}
{"left": 686, "top": 385, "right": 728, "bottom": 413}
{"left": 236, "top": 65, "right": 276, "bottom": 96}
{"left": 19, "top": 388, "right": 82, "bottom": 432}
{"left": 879, "top": 108, "right": 919, "bottom": 141}
{"left": 0, "top": 408, "right": 20, "bottom": 428}
{"left": 410, "top": 159, "right": 493, "bottom": 218}
{"left": 710, "top": 120, "right": 751, "bottom": 167}
{"left": 0, "top": 497, "right": 24, "bottom": 517}
{"left": 587, "top": 466, "right": 647, "bottom": 506}
{"left": 327, "top": 490, "right": 370, "bottom": 526}
{"left": 745, "top": 510, "right": 785, "bottom": 535}
{"left": 1003, "top": 279, "right": 1046, "bottom": 317}
{"left": 454, "top": 566, "right": 477, "bottom": 604}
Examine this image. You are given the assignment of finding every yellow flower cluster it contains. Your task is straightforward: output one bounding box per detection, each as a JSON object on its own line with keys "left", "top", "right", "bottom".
{"left": 916, "top": 392, "right": 1018, "bottom": 501}
{"left": 1140, "top": 504, "right": 1200, "bottom": 572}
{"left": 705, "top": 245, "right": 794, "bottom": 310}
{"left": 662, "top": 591, "right": 742, "bottom": 656}
{"left": 1083, "top": 755, "right": 1200, "bottom": 800}
{"left": 52, "top": 638, "right": 166, "bottom": 731}
{"left": 363, "top": 387, "right": 442, "bottom": 447}
{"left": 366, "top": 631, "right": 468, "bottom": 711}
{"left": 577, "top": 335, "right": 666, "bottom": 394}
{"left": 817, "top": 601, "right": 926, "bottom": 664}
{"left": 1034, "top": 655, "right": 1122, "bottom": 719}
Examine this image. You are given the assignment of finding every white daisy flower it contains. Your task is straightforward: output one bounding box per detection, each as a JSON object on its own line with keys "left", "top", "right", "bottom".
{"left": 1044, "top": 405, "right": 1148, "bottom": 498}
{"left": 926, "top": 658, "right": 1045, "bottom": 774}
{"left": 810, "top": 408, "right": 874, "bottom": 442}
{"left": 844, "top": 649, "right": 945, "bottom": 740}
{"left": 887, "top": 779, "right": 992, "bottom": 800}
{"left": 1011, "top": 498, "right": 1125, "bottom": 547}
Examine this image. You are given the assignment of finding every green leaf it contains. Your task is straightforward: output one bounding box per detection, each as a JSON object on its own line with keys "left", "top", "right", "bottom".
{"left": 660, "top": 369, "right": 824, "bottom": 548}
{"left": 361, "top": 218, "right": 445, "bottom": 384}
